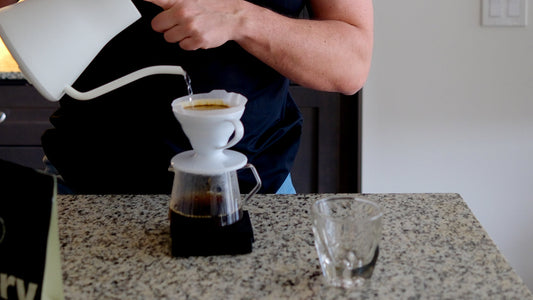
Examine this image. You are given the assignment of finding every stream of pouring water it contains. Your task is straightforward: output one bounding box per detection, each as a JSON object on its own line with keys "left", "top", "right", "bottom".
{"left": 185, "top": 73, "right": 194, "bottom": 104}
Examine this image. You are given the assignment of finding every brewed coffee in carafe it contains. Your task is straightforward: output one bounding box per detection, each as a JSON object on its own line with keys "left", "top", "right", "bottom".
{"left": 170, "top": 167, "right": 257, "bottom": 227}
{"left": 171, "top": 172, "right": 240, "bottom": 225}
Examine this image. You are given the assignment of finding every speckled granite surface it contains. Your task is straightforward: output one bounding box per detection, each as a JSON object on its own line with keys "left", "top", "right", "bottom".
{"left": 57, "top": 193, "right": 533, "bottom": 299}
{"left": 0, "top": 71, "right": 24, "bottom": 80}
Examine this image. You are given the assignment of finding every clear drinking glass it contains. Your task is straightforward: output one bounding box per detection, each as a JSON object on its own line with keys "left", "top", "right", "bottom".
{"left": 312, "top": 196, "right": 383, "bottom": 288}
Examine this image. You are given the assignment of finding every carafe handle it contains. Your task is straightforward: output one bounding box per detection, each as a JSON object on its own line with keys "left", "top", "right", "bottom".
{"left": 242, "top": 164, "right": 262, "bottom": 204}
{"left": 63, "top": 65, "right": 186, "bottom": 100}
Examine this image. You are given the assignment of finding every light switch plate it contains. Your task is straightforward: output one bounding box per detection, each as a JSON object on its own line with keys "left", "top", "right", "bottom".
{"left": 482, "top": 0, "right": 528, "bottom": 26}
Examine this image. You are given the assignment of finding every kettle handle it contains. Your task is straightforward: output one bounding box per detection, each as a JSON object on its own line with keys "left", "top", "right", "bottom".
{"left": 242, "top": 164, "right": 262, "bottom": 204}
{"left": 63, "top": 65, "right": 186, "bottom": 101}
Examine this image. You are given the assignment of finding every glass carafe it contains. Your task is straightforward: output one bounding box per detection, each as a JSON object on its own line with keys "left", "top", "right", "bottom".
{"left": 170, "top": 164, "right": 261, "bottom": 227}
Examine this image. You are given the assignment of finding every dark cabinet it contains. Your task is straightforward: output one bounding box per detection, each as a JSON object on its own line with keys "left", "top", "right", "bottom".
{"left": 0, "top": 83, "right": 58, "bottom": 169}
{"left": 289, "top": 85, "right": 361, "bottom": 193}
{"left": 0, "top": 84, "right": 360, "bottom": 193}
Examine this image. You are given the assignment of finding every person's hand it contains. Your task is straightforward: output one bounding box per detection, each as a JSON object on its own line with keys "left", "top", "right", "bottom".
{"left": 0, "top": 0, "right": 17, "bottom": 9}
{"left": 146, "top": 0, "right": 245, "bottom": 50}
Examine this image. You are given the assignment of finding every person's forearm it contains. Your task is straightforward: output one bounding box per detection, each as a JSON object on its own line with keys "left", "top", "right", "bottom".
{"left": 235, "top": 2, "right": 373, "bottom": 95}
{"left": 147, "top": 0, "right": 373, "bottom": 94}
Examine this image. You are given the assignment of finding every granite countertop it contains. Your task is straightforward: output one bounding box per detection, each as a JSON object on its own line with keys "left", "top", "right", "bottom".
{"left": 0, "top": 71, "right": 24, "bottom": 80}
{"left": 57, "top": 193, "right": 533, "bottom": 299}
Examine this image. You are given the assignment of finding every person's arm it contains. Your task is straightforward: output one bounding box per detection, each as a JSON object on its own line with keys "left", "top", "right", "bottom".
{"left": 0, "top": 0, "right": 17, "bottom": 8}
{"left": 148, "top": 0, "right": 373, "bottom": 95}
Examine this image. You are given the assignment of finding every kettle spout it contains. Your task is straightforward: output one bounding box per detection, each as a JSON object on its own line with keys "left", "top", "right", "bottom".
{"left": 64, "top": 65, "right": 187, "bottom": 101}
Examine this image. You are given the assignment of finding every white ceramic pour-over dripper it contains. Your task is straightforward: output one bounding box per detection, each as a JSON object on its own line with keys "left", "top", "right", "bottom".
{"left": 0, "top": 0, "right": 187, "bottom": 101}
{"left": 171, "top": 90, "right": 248, "bottom": 174}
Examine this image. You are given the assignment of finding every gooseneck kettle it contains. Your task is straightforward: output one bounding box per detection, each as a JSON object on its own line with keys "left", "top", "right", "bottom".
{"left": 0, "top": 0, "right": 186, "bottom": 101}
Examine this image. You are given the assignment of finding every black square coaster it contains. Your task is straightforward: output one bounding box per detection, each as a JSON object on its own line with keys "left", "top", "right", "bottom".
{"left": 170, "top": 211, "right": 254, "bottom": 257}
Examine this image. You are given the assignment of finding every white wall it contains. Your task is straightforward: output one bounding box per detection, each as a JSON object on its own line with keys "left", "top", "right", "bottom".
{"left": 362, "top": 0, "right": 533, "bottom": 290}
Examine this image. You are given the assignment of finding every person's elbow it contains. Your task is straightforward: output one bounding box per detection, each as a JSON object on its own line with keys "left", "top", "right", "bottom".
{"left": 338, "top": 68, "right": 370, "bottom": 95}
{"left": 336, "top": 52, "right": 372, "bottom": 96}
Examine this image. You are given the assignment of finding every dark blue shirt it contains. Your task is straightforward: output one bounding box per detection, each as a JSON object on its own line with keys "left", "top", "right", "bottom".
{"left": 42, "top": 0, "right": 305, "bottom": 194}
